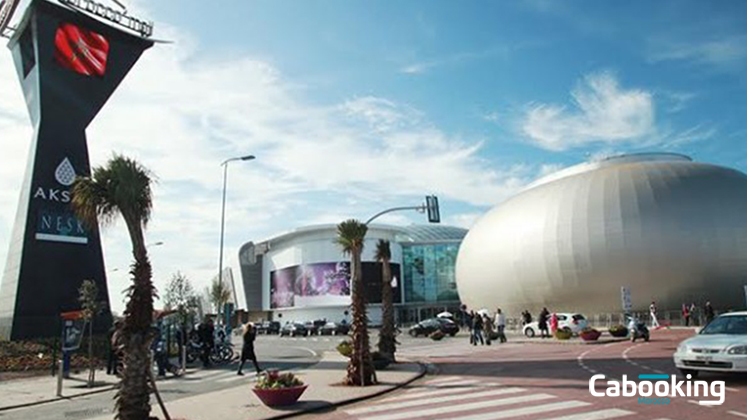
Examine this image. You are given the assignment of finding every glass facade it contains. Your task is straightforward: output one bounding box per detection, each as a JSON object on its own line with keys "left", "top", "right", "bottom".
{"left": 402, "top": 243, "right": 460, "bottom": 303}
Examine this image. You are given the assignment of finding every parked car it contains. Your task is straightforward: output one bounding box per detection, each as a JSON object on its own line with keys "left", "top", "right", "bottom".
{"left": 523, "top": 313, "right": 588, "bottom": 337}
{"left": 409, "top": 318, "right": 459, "bottom": 337}
{"left": 320, "top": 321, "right": 350, "bottom": 336}
{"left": 674, "top": 311, "right": 747, "bottom": 377}
{"left": 280, "top": 323, "right": 308, "bottom": 337}
{"left": 257, "top": 321, "right": 281, "bottom": 335}
{"left": 304, "top": 320, "right": 326, "bottom": 336}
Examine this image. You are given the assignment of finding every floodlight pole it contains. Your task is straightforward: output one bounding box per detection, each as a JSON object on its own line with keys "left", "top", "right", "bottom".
{"left": 218, "top": 155, "right": 255, "bottom": 317}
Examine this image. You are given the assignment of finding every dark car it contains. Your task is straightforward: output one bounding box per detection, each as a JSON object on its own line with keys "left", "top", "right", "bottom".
{"left": 280, "top": 323, "right": 308, "bottom": 337}
{"left": 304, "top": 319, "right": 327, "bottom": 336}
{"left": 257, "top": 321, "right": 281, "bottom": 335}
{"left": 320, "top": 321, "right": 350, "bottom": 336}
{"left": 408, "top": 318, "right": 459, "bottom": 337}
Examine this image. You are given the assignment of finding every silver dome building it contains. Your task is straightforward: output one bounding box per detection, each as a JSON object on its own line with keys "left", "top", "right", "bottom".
{"left": 456, "top": 153, "right": 747, "bottom": 315}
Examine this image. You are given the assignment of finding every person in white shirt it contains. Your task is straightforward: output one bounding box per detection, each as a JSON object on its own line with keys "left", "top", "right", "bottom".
{"left": 650, "top": 301, "right": 660, "bottom": 328}
{"left": 494, "top": 308, "right": 507, "bottom": 343}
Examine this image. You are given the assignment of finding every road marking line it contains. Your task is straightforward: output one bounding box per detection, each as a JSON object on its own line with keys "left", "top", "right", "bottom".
{"left": 542, "top": 408, "right": 636, "bottom": 420}
{"left": 729, "top": 411, "right": 747, "bottom": 418}
{"left": 726, "top": 387, "right": 739, "bottom": 392}
{"left": 347, "top": 387, "right": 525, "bottom": 415}
{"left": 688, "top": 399, "right": 714, "bottom": 408}
{"left": 449, "top": 400, "right": 592, "bottom": 420}
{"left": 358, "top": 393, "right": 556, "bottom": 420}
{"left": 423, "top": 375, "right": 463, "bottom": 384}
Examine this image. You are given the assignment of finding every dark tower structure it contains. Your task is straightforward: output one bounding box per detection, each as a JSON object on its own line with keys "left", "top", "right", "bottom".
{"left": 0, "top": 0, "right": 153, "bottom": 340}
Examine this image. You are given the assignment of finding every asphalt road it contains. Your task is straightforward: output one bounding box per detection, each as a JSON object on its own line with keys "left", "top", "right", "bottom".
{"left": 298, "top": 328, "right": 747, "bottom": 420}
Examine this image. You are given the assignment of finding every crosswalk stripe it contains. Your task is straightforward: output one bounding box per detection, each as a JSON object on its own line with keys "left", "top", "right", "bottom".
{"left": 455, "top": 400, "right": 592, "bottom": 420}
{"left": 389, "top": 380, "right": 482, "bottom": 399}
{"left": 542, "top": 408, "right": 636, "bottom": 420}
{"left": 348, "top": 387, "right": 525, "bottom": 415}
{"left": 358, "top": 393, "right": 555, "bottom": 420}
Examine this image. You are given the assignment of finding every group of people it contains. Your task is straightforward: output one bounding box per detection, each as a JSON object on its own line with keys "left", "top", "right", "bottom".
{"left": 465, "top": 309, "right": 507, "bottom": 345}
{"left": 649, "top": 300, "right": 717, "bottom": 328}
{"left": 105, "top": 316, "right": 262, "bottom": 378}
{"left": 680, "top": 301, "right": 715, "bottom": 326}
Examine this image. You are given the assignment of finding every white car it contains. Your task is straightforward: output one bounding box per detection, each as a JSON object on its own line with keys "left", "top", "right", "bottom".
{"left": 523, "top": 313, "right": 588, "bottom": 337}
{"left": 674, "top": 311, "right": 747, "bottom": 377}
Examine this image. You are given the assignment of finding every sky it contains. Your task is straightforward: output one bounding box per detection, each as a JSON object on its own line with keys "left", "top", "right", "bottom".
{"left": 1, "top": 0, "right": 746, "bottom": 314}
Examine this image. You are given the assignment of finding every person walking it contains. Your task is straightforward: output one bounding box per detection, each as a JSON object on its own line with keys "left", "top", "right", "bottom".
{"left": 682, "top": 303, "right": 690, "bottom": 326}
{"left": 494, "top": 308, "right": 507, "bottom": 343}
{"left": 152, "top": 324, "right": 179, "bottom": 377}
{"left": 472, "top": 312, "right": 484, "bottom": 345}
{"left": 705, "top": 301, "right": 715, "bottom": 324}
{"left": 237, "top": 323, "right": 261, "bottom": 375}
{"left": 522, "top": 310, "right": 532, "bottom": 326}
{"left": 197, "top": 317, "right": 215, "bottom": 368}
{"left": 467, "top": 311, "right": 476, "bottom": 345}
{"left": 689, "top": 302, "right": 698, "bottom": 326}
{"left": 538, "top": 308, "right": 549, "bottom": 338}
{"left": 106, "top": 320, "right": 122, "bottom": 375}
{"left": 482, "top": 313, "right": 494, "bottom": 345}
{"left": 550, "top": 312, "right": 559, "bottom": 336}
{"left": 650, "top": 301, "right": 660, "bottom": 328}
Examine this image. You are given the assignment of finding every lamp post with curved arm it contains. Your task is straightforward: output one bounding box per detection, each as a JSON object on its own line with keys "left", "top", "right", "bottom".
{"left": 218, "top": 155, "right": 255, "bottom": 317}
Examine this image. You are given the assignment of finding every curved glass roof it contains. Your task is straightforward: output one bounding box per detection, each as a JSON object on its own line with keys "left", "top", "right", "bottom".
{"left": 393, "top": 224, "right": 468, "bottom": 243}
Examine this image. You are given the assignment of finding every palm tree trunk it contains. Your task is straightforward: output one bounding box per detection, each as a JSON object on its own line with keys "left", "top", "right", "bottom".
{"left": 378, "top": 257, "right": 396, "bottom": 361}
{"left": 346, "top": 246, "right": 375, "bottom": 386}
{"left": 116, "top": 218, "right": 159, "bottom": 420}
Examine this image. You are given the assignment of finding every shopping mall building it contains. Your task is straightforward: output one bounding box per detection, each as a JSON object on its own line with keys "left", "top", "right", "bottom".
{"left": 238, "top": 224, "right": 467, "bottom": 325}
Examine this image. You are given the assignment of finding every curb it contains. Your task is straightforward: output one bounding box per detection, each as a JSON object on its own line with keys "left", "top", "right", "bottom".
{"left": 263, "top": 361, "right": 428, "bottom": 420}
{"left": 0, "top": 384, "right": 117, "bottom": 412}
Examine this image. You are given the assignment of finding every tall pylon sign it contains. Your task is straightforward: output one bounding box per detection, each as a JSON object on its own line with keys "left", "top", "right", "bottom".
{"left": 0, "top": 0, "right": 153, "bottom": 339}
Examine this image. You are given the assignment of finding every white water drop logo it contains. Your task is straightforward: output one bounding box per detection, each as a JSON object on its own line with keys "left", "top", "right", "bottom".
{"left": 55, "top": 158, "right": 76, "bottom": 186}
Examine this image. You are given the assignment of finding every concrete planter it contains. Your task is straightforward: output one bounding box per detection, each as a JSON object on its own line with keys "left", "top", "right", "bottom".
{"left": 253, "top": 385, "right": 308, "bottom": 407}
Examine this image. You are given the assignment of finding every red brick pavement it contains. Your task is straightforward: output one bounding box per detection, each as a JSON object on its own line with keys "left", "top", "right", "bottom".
{"left": 298, "top": 329, "right": 747, "bottom": 420}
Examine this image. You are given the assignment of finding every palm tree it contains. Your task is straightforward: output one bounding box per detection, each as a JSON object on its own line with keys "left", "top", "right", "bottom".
{"left": 72, "top": 155, "right": 156, "bottom": 420}
{"left": 336, "top": 219, "right": 376, "bottom": 386}
{"left": 210, "top": 277, "right": 232, "bottom": 325}
{"left": 375, "top": 239, "right": 396, "bottom": 361}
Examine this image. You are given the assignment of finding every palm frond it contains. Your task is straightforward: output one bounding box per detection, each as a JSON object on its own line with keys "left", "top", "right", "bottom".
{"left": 71, "top": 154, "right": 155, "bottom": 231}
{"left": 336, "top": 219, "right": 368, "bottom": 255}
{"left": 375, "top": 239, "right": 391, "bottom": 262}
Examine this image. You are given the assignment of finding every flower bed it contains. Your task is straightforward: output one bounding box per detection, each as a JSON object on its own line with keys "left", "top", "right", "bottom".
{"left": 253, "top": 370, "right": 307, "bottom": 407}
{"left": 430, "top": 330, "right": 445, "bottom": 341}
{"left": 554, "top": 328, "right": 572, "bottom": 340}
{"left": 580, "top": 328, "right": 601, "bottom": 341}
{"left": 608, "top": 325, "right": 629, "bottom": 338}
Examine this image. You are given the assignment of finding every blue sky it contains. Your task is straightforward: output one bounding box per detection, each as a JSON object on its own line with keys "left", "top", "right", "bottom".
{"left": 1, "top": 0, "right": 746, "bottom": 312}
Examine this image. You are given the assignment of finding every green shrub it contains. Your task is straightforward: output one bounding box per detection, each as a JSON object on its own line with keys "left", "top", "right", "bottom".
{"left": 336, "top": 340, "right": 353, "bottom": 358}
{"left": 608, "top": 325, "right": 629, "bottom": 337}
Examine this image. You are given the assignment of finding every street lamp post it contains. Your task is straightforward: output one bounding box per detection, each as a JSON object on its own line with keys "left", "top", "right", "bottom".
{"left": 218, "top": 155, "right": 255, "bottom": 319}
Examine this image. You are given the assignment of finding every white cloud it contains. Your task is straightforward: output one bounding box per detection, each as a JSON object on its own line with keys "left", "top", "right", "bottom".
{"left": 443, "top": 212, "right": 482, "bottom": 229}
{"left": 649, "top": 36, "right": 747, "bottom": 70}
{"left": 521, "top": 71, "right": 655, "bottom": 150}
{"left": 0, "top": 17, "right": 533, "bottom": 313}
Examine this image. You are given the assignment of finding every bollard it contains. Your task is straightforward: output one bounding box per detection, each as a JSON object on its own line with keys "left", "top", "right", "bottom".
{"left": 56, "top": 359, "right": 64, "bottom": 397}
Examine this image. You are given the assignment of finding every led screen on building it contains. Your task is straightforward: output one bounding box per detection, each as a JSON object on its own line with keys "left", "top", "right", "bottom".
{"left": 270, "top": 262, "right": 401, "bottom": 309}
{"left": 54, "top": 22, "right": 109, "bottom": 77}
